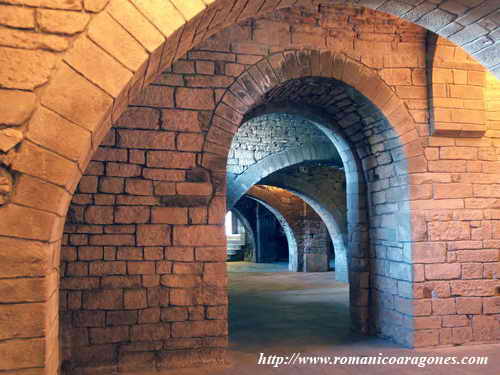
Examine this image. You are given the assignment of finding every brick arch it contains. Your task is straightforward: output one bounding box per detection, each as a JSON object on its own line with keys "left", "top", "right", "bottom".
{"left": 207, "top": 48, "right": 422, "bottom": 252}
{"left": 206, "top": 49, "right": 420, "bottom": 157}
{"left": 262, "top": 174, "right": 349, "bottom": 282}
{"left": 268, "top": 184, "right": 349, "bottom": 281}
{"left": 244, "top": 193, "right": 300, "bottom": 271}
{"left": 206, "top": 49, "right": 425, "bottom": 344}
{"left": 2, "top": 2, "right": 498, "bottom": 242}
{"left": 227, "top": 142, "right": 341, "bottom": 208}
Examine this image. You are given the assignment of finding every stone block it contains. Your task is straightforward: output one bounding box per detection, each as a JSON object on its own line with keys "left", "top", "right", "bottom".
{"left": 176, "top": 88, "right": 215, "bottom": 110}
{"left": 115, "top": 206, "right": 150, "bottom": 224}
{"left": 425, "top": 263, "right": 461, "bottom": 280}
{"left": 451, "top": 280, "right": 497, "bottom": 297}
{"left": 161, "top": 307, "right": 188, "bottom": 322}
{"left": 413, "top": 242, "right": 447, "bottom": 263}
{"left": 107, "top": 310, "right": 138, "bottom": 326}
{"left": 89, "top": 326, "right": 129, "bottom": 344}
{"left": 0, "top": 47, "right": 57, "bottom": 90}
{"left": 37, "top": 9, "right": 89, "bottom": 35}
{"left": 130, "top": 323, "right": 170, "bottom": 342}
{"left": 173, "top": 226, "right": 225, "bottom": 246}
{"left": 124, "top": 289, "right": 148, "bottom": 309}
{"left": 83, "top": 289, "right": 123, "bottom": 310}
{"left": 127, "top": 261, "right": 156, "bottom": 275}
{"left": 107, "top": 0, "right": 164, "bottom": 53}
{"left": 171, "top": 320, "right": 227, "bottom": 338}
{"left": 88, "top": 11, "right": 147, "bottom": 71}
{"left": 118, "top": 129, "right": 175, "bottom": 150}
{"left": 0, "top": 338, "right": 44, "bottom": 370}
{"left": 137, "top": 225, "right": 171, "bottom": 246}
{"left": 431, "top": 297, "right": 456, "bottom": 316}
{"left": 428, "top": 221, "right": 470, "bottom": 241}
{"left": 0, "top": 237, "right": 49, "bottom": 278}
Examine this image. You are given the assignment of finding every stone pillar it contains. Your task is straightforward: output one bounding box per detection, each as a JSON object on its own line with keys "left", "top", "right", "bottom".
{"left": 0, "top": 236, "right": 60, "bottom": 374}
{"left": 301, "top": 219, "right": 330, "bottom": 272}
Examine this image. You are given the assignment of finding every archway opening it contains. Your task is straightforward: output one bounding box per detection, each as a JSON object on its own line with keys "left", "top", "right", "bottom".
{"left": 224, "top": 104, "right": 358, "bottom": 352}
{"left": 227, "top": 196, "right": 291, "bottom": 270}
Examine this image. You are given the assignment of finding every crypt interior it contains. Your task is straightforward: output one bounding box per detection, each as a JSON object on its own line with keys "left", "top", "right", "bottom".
{"left": 0, "top": 0, "right": 499, "bottom": 374}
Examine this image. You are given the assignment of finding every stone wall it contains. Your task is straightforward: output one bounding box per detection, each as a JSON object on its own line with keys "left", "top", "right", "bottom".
{"left": 262, "top": 163, "right": 348, "bottom": 279}
{"left": 226, "top": 112, "right": 342, "bottom": 208}
{"left": 227, "top": 113, "right": 331, "bottom": 175}
{"left": 427, "top": 34, "right": 488, "bottom": 137}
{"left": 60, "top": 106, "right": 228, "bottom": 372}
{"left": 247, "top": 185, "right": 332, "bottom": 272}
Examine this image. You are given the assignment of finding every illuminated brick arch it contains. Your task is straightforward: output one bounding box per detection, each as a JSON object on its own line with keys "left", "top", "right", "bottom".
{"left": 227, "top": 142, "right": 341, "bottom": 208}
{"left": 243, "top": 192, "right": 300, "bottom": 270}
{"left": 204, "top": 49, "right": 425, "bottom": 345}
{"left": 262, "top": 174, "right": 349, "bottom": 282}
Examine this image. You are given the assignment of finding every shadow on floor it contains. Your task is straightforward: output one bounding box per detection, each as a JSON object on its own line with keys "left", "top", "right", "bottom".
{"left": 228, "top": 264, "right": 354, "bottom": 351}
{"left": 127, "top": 262, "right": 500, "bottom": 375}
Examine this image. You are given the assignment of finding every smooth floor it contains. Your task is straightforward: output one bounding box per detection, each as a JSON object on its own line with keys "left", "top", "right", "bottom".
{"left": 128, "top": 262, "right": 500, "bottom": 375}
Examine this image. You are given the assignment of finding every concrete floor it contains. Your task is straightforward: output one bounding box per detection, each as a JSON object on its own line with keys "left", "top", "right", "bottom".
{"left": 129, "top": 262, "right": 500, "bottom": 375}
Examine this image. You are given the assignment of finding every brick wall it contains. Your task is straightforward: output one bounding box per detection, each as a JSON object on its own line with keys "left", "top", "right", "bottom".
{"left": 262, "top": 163, "right": 348, "bottom": 279}
{"left": 60, "top": 7, "right": 422, "bottom": 363}
{"left": 248, "top": 185, "right": 332, "bottom": 271}
{"left": 56, "top": 9, "right": 500, "bottom": 369}
{"left": 60, "top": 105, "right": 228, "bottom": 372}
{"left": 55, "top": 3, "right": 500, "bottom": 372}
{"left": 227, "top": 113, "right": 331, "bottom": 175}
{"left": 427, "top": 34, "right": 487, "bottom": 137}
{"left": 226, "top": 111, "right": 342, "bottom": 208}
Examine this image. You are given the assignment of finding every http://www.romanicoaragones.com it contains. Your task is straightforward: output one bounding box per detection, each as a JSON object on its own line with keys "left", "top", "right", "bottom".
{"left": 257, "top": 352, "right": 489, "bottom": 368}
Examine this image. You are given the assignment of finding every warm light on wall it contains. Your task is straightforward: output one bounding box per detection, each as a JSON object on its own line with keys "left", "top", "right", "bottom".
{"left": 486, "top": 71, "right": 500, "bottom": 130}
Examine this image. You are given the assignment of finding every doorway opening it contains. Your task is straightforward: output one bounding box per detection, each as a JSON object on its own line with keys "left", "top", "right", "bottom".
{"left": 225, "top": 110, "right": 353, "bottom": 352}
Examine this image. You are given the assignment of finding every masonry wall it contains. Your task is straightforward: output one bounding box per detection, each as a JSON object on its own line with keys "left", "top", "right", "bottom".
{"left": 248, "top": 185, "right": 332, "bottom": 271}
{"left": 262, "top": 163, "right": 348, "bottom": 278}
{"left": 428, "top": 34, "right": 487, "bottom": 137}
{"left": 227, "top": 113, "right": 331, "bottom": 175}
{"left": 60, "top": 105, "right": 228, "bottom": 372}
{"left": 58, "top": 4, "right": 500, "bottom": 372}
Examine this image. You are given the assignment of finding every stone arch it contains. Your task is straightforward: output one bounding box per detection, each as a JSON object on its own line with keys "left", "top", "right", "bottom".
{"left": 261, "top": 174, "right": 349, "bottom": 282}
{"left": 2, "top": 2, "right": 498, "bottom": 242}
{"left": 290, "top": 188, "right": 348, "bottom": 280}
{"left": 206, "top": 50, "right": 421, "bottom": 154}
{"left": 227, "top": 142, "right": 341, "bottom": 208}
{"left": 244, "top": 194, "right": 299, "bottom": 271}
{"left": 225, "top": 109, "right": 347, "bottom": 279}
{"left": 207, "top": 49, "right": 422, "bottom": 255}
{"left": 205, "top": 49, "right": 423, "bottom": 344}
{"left": 231, "top": 206, "right": 258, "bottom": 262}
{"left": 2, "top": 2, "right": 498, "bottom": 244}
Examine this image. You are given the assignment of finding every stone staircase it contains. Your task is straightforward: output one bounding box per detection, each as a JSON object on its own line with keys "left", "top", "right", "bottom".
{"left": 226, "top": 233, "right": 246, "bottom": 261}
